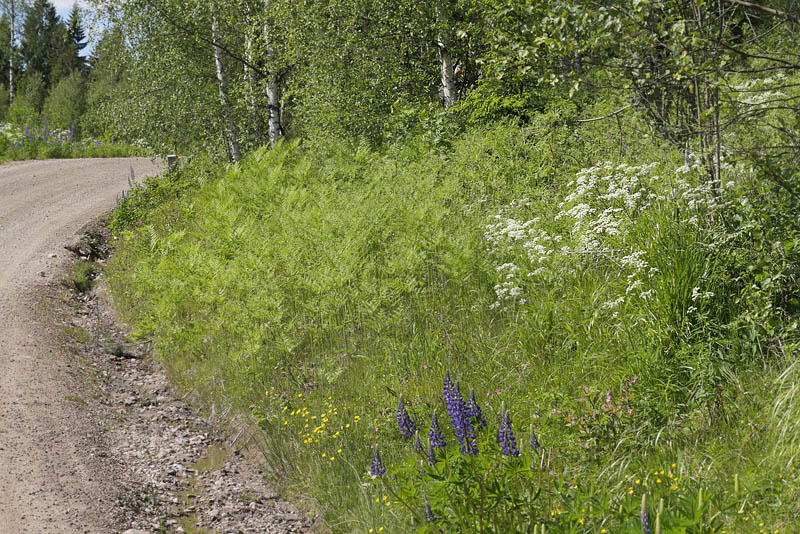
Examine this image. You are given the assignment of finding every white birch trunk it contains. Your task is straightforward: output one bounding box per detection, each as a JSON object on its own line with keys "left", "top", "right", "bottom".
{"left": 8, "top": 1, "right": 15, "bottom": 105}
{"left": 264, "top": 0, "right": 283, "bottom": 145}
{"left": 212, "top": 13, "right": 242, "bottom": 163}
{"left": 244, "top": 29, "right": 265, "bottom": 143}
{"left": 436, "top": 1, "right": 456, "bottom": 111}
{"left": 266, "top": 75, "right": 282, "bottom": 145}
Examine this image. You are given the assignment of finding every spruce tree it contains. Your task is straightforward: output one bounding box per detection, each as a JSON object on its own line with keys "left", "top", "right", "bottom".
{"left": 20, "top": 0, "right": 59, "bottom": 85}
{"left": 67, "top": 4, "right": 85, "bottom": 51}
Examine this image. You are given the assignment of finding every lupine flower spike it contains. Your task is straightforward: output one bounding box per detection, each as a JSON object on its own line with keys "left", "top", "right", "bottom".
{"left": 498, "top": 403, "right": 520, "bottom": 457}
{"left": 370, "top": 445, "right": 386, "bottom": 477}
{"left": 641, "top": 494, "right": 651, "bottom": 533}
{"left": 443, "top": 370, "right": 453, "bottom": 400}
{"left": 447, "top": 382, "right": 476, "bottom": 454}
{"left": 426, "top": 442, "right": 436, "bottom": 466}
{"left": 429, "top": 411, "right": 446, "bottom": 448}
{"left": 467, "top": 388, "right": 487, "bottom": 429}
{"left": 413, "top": 430, "right": 423, "bottom": 453}
{"left": 396, "top": 396, "right": 417, "bottom": 438}
{"left": 529, "top": 423, "right": 543, "bottom": 451}
{"left": 424, "top": 497, "right": 437, "bottom": 523}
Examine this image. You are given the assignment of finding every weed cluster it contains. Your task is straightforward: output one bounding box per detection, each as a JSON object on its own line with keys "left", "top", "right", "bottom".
{"left": 107, "top": 113, "right": 799, "bottom": 532}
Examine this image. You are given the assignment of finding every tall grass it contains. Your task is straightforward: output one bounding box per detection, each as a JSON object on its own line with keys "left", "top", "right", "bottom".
{"left": 108, "top": 114, "right": 799, "bottom": 532}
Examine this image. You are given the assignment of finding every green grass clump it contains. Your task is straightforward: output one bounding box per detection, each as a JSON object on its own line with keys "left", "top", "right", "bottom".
{"left": 107, "top": 113, "right": 800, "bottom": 532}
{"left": 64, "top": 261, "right": 97, "bottom": 294}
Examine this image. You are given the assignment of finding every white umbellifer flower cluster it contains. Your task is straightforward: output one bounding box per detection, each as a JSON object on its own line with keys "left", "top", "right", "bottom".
{"left": 691, "top": 286, "right": 714, "bottom": 302}
{"left": 732, "top": 73, "right": 788, "bottom": 108}
{"left": 485, "top": 161, "right": 664, "bottom": 312}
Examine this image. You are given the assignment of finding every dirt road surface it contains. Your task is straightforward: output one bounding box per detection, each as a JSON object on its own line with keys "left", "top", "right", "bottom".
{"left": 0, "top": 158, "right": 160, "bottom": 533}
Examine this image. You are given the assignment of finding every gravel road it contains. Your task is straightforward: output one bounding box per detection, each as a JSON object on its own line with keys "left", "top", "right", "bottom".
{"left": 0, "top": 158, "right": 160, "bottom": 533}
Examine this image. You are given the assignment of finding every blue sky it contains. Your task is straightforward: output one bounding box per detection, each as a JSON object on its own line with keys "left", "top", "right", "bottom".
{"left": 53, "top": 0, "right": 82, "bottom": 19}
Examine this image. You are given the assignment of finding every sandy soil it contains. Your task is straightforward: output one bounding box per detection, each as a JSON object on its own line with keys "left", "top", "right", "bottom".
{"left": 0, "top": 158, "right": 160, "bottom": 533}
{"left": 0, "top": 158, "right": 313, "bottom": 534}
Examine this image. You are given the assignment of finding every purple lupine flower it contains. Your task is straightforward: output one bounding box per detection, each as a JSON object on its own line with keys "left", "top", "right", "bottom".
{"left": 424, "top": 498, "right": 436, "bottom": 523}
{"left": 529, "top": 424, "right": 543, "bottom": 451}
{"left": 413, "top": 430, "right": 423, "bottom": 453}
{"left": 445, "top": 381, "right": 463, "bottom": 428}
{"left": 447, "top": 382, "right": 476, "bottom": 455}
{"left": 370, "top": 445, "right": 385, "bottom": 476}
{"left": 396, "top": 396, "right": 417, "bottom": 438}
{"left": 426, "top": 442, "right": 436, "bottom": 466}
{"left": 429, "top": 411, "right": 446, "bottom": 448}
{"left": 443, "top": 370, "right": 453, "bottom": 401}
{"left": 641, "top": 495, "right": 651, "bottom": 533}
{"left": 466, "top": 388, "right": 487, "bottom": 429}
{"left": 497, "top": 405, "right": 520, "bottom": 457}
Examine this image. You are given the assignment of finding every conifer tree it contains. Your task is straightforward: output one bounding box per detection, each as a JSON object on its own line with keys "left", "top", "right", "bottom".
{"left": 20, "top": 0, "right": 59, "bottom": 85}
{"left": 67, "top": 4, "right": 86, "bottom": 51}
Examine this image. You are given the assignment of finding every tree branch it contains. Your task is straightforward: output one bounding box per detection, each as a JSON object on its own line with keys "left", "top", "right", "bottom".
{"left": 724, "top": 0, "right": 800, "bottom": 24}
{"left": 140, "top": 0, "right": 271, "bottom": 79}
{"left": 574, "top": 105, "right": 632, "bottom": 123}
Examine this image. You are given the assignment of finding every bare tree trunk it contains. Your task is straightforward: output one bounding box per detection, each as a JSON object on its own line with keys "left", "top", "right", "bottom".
{"left": 264, "top": 0, "right": 283, "bottom": 146}
{"left": 8, "top": 1, "right": 15, "bottom": 105}
{"left": 244, "top": 29, "right": 265, "bottom": 144}
{"left": 436, "top": 1, "right": 456, "bottom": 112}
{"left": 266, "top": 75, "right": 282, "bottom": 145}
{"left": 212, "top": 13, "right": 242, "bottom": 162}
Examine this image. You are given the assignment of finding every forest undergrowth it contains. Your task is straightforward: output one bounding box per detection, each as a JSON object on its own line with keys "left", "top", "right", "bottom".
{"left": 107, "top": 105, "right": 800, "bottom": 533}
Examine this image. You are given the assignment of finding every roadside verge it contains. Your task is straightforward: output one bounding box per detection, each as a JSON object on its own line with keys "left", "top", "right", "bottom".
{"left": 49, "top": 217, "right": 313, "bottom": 534}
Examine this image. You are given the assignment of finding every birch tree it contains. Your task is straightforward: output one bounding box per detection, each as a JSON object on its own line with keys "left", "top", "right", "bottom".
{"left": 0, "top": 0, "right": 28, "bottom": 104}
{"left": 435, "top": 0, "right": 456, "bottom": 111}
{"left": 211, "top": 9, "right": 242, "bottom": 162}
{"left": 263, "top": 0, "right": 282, "bottom": 145}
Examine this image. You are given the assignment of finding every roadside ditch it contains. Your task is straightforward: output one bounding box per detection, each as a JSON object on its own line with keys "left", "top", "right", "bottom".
{"left": 49, "top": 217, "right": 314, "bottom": 534}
